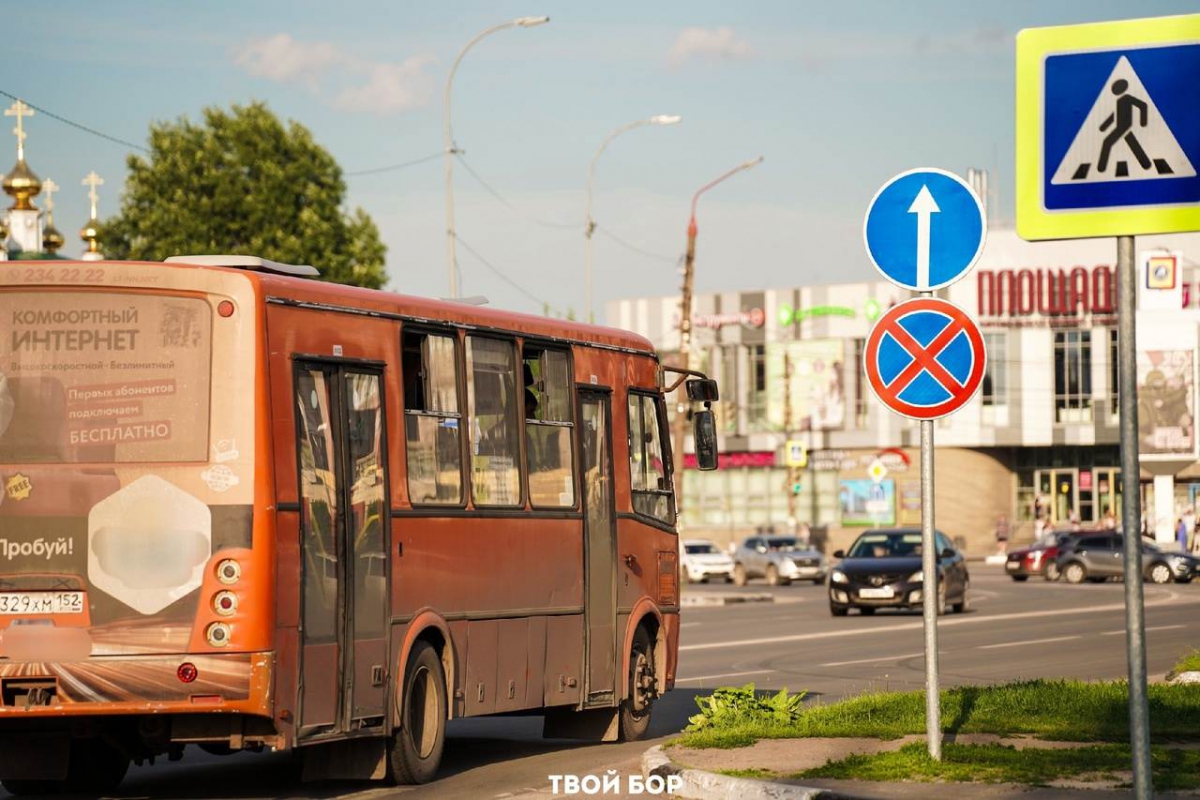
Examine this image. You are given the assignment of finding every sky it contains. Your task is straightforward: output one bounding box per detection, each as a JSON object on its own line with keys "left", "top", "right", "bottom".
{"left": 6, "top": 1, "right": 1197, "bottom": 318}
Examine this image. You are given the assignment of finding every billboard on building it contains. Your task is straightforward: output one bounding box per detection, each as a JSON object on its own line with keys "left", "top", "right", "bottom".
{"left": 1137, "top": 349, "right": 1196, "bottom": 458}
{"left": 839, "top": 478, "right": 895, "bottom": 526}
{"left": 767, "top": 340, "right": 845, "bottom": 431}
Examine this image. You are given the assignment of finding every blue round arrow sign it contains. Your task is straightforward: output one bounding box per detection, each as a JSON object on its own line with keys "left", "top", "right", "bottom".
{"left": 863, "top": 168, "right": 986, "bottom": 292}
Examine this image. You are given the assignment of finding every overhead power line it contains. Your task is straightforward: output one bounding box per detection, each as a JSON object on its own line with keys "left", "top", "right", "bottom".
{"left": 453, "top": 233, "right": 563, "bottom": 316}
{"left": 346, "top": 151, "right": 443, "bottom": 177}
{"left": 594, "top": 224, "right": 680, "bottom": 263}
{"left": 0, "top": 87, "right": 446, "bottom": 179}
{"left": 455, "top": 153, "right": 577, "bottom": 230}
{"left": 0, "top": 88, "right": 149, "bottom": 153}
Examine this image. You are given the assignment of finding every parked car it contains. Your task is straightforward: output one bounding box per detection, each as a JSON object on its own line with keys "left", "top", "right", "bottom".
{"left": 1005, "top": 531, "right": 1080, "bottom": 581}
{"left": 680, "top": 539, "right": 735, "bottom": 583}
{"left": 829, "top": 528, "right": 969, "bottom": 616}
{"left": 732, "top": 535, "right": 826, "bottom": 586}
{"left": 1055, "top": 532, "right": 1197, "bottom": 584}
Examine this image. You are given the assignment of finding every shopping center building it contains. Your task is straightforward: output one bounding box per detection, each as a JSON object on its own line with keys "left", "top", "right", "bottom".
{"left": 607, "top": 228, "right": 1200, "bottom": 554}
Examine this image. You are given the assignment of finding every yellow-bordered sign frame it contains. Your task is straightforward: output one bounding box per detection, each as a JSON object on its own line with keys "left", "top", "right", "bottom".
{"left": 1016, "top": 14, "right": 1200, "bottom": 241}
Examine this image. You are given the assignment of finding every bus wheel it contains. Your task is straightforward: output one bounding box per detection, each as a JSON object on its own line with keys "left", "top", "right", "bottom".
{"left": 66, "top": 739, "right": 129, "bottom": 794}
{"left": 620, "top": 626, "right": 656, "bottom": 742}
{"left": 387, "top": 641, "right": 446, "bottom": 785}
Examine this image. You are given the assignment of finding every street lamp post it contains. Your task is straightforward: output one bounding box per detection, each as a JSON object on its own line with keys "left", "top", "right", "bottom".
{"left": 584, "top": 114, "right": 681, "bottom": 322}
{"left": 673, "top": 156, "right": 764, "bottom": 516}
{"left": 444, "top": 15, "right": 550, "bottom": 299}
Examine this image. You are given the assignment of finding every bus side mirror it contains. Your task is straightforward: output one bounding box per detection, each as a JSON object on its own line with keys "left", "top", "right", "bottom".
{"left": 693, "top": 409, "right": 718, "bottom": 471}
{"left": 686, "top": 378, "right": 719, "bottom": 402}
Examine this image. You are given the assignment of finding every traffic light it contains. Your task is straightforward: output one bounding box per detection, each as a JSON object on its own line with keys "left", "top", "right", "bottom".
{"left": 791, "top": 481, "right": 802, "bottom": 495}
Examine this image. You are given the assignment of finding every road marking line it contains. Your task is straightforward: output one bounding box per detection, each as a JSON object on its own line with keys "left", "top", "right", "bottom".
{"left": 680, "top": 622, "right": 702, "bottom": 628}
{"left": 1101, "top": 624, "right": 1187, "bottom": 636}
{"left": 679, "top": 595, "right": 1200, "bottom": 652}
{"left": 820, "top": 652, "right": 925, "bottom": 668}
{"left": 978, "top": 635, "right": 1081, "bottom": 650}
{"left": 675, "top": 669, "right": 774, "bottom": 683}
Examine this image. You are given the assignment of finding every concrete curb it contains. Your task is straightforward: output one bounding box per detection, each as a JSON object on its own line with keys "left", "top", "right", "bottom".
{"left": 1169, "top": 670, "right": 1200, "bottom": 685}
{"left": 641, "top": 745, "right": 847, "bottom": 800}
{"left": 681, "top": 593, "right": 775, "bottom": 607}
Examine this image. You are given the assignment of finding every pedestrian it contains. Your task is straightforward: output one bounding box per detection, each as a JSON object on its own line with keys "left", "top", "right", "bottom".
{"left": 1177, "top": 517, "right": 1189, "bottom": 553}
{"left": 1184, "top": 506, "right": 1196, "bottom": 545}
{"left": 1068, "top": 507, "right": 1081, "bottom": 531}
{"left": 994, "top": 514, "right": 1010, "bottom": 554}
{"left": 797, "top": 521, "right": 812, "bottom": 547}
{"left": 1101, "top": 506, "right": 1118, "bottom": 530}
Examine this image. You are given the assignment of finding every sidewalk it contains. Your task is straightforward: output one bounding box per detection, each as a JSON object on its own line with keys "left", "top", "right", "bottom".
{"left": 652, "top": 736, "right": 1200, "bottom": 799}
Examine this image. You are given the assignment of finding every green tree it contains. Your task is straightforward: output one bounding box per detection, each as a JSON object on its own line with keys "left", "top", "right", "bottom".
{"left": 103, "top": 102, "right": 387, "bottom": 288}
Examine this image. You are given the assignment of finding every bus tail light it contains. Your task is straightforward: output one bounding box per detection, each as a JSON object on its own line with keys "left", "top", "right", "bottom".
{"left": 205, "top": 622, "right": 231, "bottom": 647}
{"left": 216, "top": 560, "right": 241, "bottom": 585}
{"left": 213, "top": 591, "right": 238, "bottom": 617}
{"left": 177, "top": 662, "right": 198, "bottom": 683}
{"left": 657, "top": 551, "right": 678, "bottom": 605}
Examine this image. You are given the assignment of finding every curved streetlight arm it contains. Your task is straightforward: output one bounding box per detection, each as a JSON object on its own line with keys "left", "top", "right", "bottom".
{"left": 583, "top": 113, "right": 680, "bottom": 322}
{"left": 585, "top": 115, "right": 682, "bottom": 236}
{"left": 690, "top": 155, "right": 765, "bottom": 227}
{"left": 443, "top": 15, "right": 549, "bottom": 299}
{"left": 444, "top": 17, "right": 549, "bottom": 150}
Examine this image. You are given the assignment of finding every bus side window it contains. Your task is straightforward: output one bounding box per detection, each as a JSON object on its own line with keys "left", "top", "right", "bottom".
{"left": 466, "top": 336, "right": 522, "bottom": 507}
{"left": 402, "top": 330, "right": 463, "bottom": 505}
{"left": 523, "top": 346, "right": 575, "bottom": 508}
{"left": 627, "top": 392, "right": 675, "bottom": 524}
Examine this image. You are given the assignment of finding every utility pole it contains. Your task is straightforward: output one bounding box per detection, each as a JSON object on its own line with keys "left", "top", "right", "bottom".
{"left": 671, "top": 157, "right": 764, "bottom": 519}
{"left": 671, "top": 217, "right": 698, "bottom": 514}
{"left": 784, "top": 351, "right": 797, "bottom": 522}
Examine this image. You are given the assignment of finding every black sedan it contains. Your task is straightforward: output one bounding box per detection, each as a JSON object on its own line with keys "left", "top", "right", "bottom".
{"left": 829, "top": 528, "right": 970, "bottom": 616}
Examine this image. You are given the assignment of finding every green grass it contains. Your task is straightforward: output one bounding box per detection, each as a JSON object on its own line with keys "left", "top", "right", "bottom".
{"left": 1170, "top": 648, "right": 1200, "bottom": 678}
{"left": 797, "top": 741, "right": 1200, "bottom": 791}
{"left": 675, "top": 679, "right": 1200, "bottom": 750}
{"left": 715, "top": 768, "right": 778, "bottom": 780}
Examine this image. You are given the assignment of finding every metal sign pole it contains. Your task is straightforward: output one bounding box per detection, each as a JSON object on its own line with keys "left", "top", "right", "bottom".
{"left": 862, "top": 168, "right": 985, "bottom": 764}
{"left": 1116, "top": 234, "right": 1152, "bottom": 799}
{"left": 920, "top": 374, "right": 941, "bottom": 761}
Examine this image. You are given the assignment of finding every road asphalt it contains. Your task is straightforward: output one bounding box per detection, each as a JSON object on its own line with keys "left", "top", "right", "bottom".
{"left": 6, "top": 570, "right": 1197, "bottom": 799}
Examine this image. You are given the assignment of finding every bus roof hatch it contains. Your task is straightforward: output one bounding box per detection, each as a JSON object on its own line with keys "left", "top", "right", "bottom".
{"left": 164, "top": 254, "right": 320, "bottom": 278}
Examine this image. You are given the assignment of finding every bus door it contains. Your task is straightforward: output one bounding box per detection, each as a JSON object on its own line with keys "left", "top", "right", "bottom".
{"left": 579, "top": 389, "right": 617, "bottom": 705}
{"left": 293, "top": 362, "right": 391, "bottom": 737}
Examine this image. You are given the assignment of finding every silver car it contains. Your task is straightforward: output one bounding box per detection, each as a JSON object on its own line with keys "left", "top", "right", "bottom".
{"left": 733, "top": 535, "right": 827, "bottom": 586}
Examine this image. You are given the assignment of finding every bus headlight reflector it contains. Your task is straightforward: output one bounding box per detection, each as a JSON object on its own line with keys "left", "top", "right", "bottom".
{"left": 206, "top": 622, "right": 231, "bottom": 647}
{"left": 216, "top": 559, "right": 241, "bottom": 585}
{"left": 213, "top": 591, "right": 238, "bottom": 617}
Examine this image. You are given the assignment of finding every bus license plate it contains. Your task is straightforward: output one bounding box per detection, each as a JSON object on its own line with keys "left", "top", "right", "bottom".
{"left": 0, "top": 592, "right": 85, "bottom": 615}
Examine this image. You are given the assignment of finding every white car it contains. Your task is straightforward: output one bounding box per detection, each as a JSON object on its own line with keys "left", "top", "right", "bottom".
{"left": 681, "top": 539, "right": 735, "bottom": 583}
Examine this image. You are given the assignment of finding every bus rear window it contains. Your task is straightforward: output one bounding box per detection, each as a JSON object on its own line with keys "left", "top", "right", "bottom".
{"left": 0, "top": 291, "right": 212, "bottom": 464}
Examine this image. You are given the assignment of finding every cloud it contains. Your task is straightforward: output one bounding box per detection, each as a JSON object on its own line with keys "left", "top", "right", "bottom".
{"left": 233, "top": 34, "right": 434, "bottom": 115}
{"left": 667, "top": 27, "right": 754, "bottom": 68}
{"left": 334, "top": 57, "right": 436, "bottom": 115}
{"left": 234, "top": 33, "right": 341, "bottom": 89}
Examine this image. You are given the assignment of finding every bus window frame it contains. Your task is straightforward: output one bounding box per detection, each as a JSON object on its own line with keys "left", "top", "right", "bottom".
{"left": 626, "top": 388, "right": 676, "bottom": 528}
{"left": 520, "top": 340, "right": 579, "bottom": 511}
{"left": 400, "top": 324, "right": 469, "bottom": 510}
{"left": 465, "top": 333, "right": 526, "bottom": 510}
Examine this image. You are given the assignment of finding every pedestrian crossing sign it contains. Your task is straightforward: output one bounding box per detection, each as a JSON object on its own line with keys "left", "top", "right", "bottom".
{"left": 1016, "top": 14, "right": 1200, "bottom": 240}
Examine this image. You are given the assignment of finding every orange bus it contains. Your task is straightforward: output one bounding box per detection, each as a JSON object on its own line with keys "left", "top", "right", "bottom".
{"left": 0, "top": 256, "right": 718, "bottom": 794}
